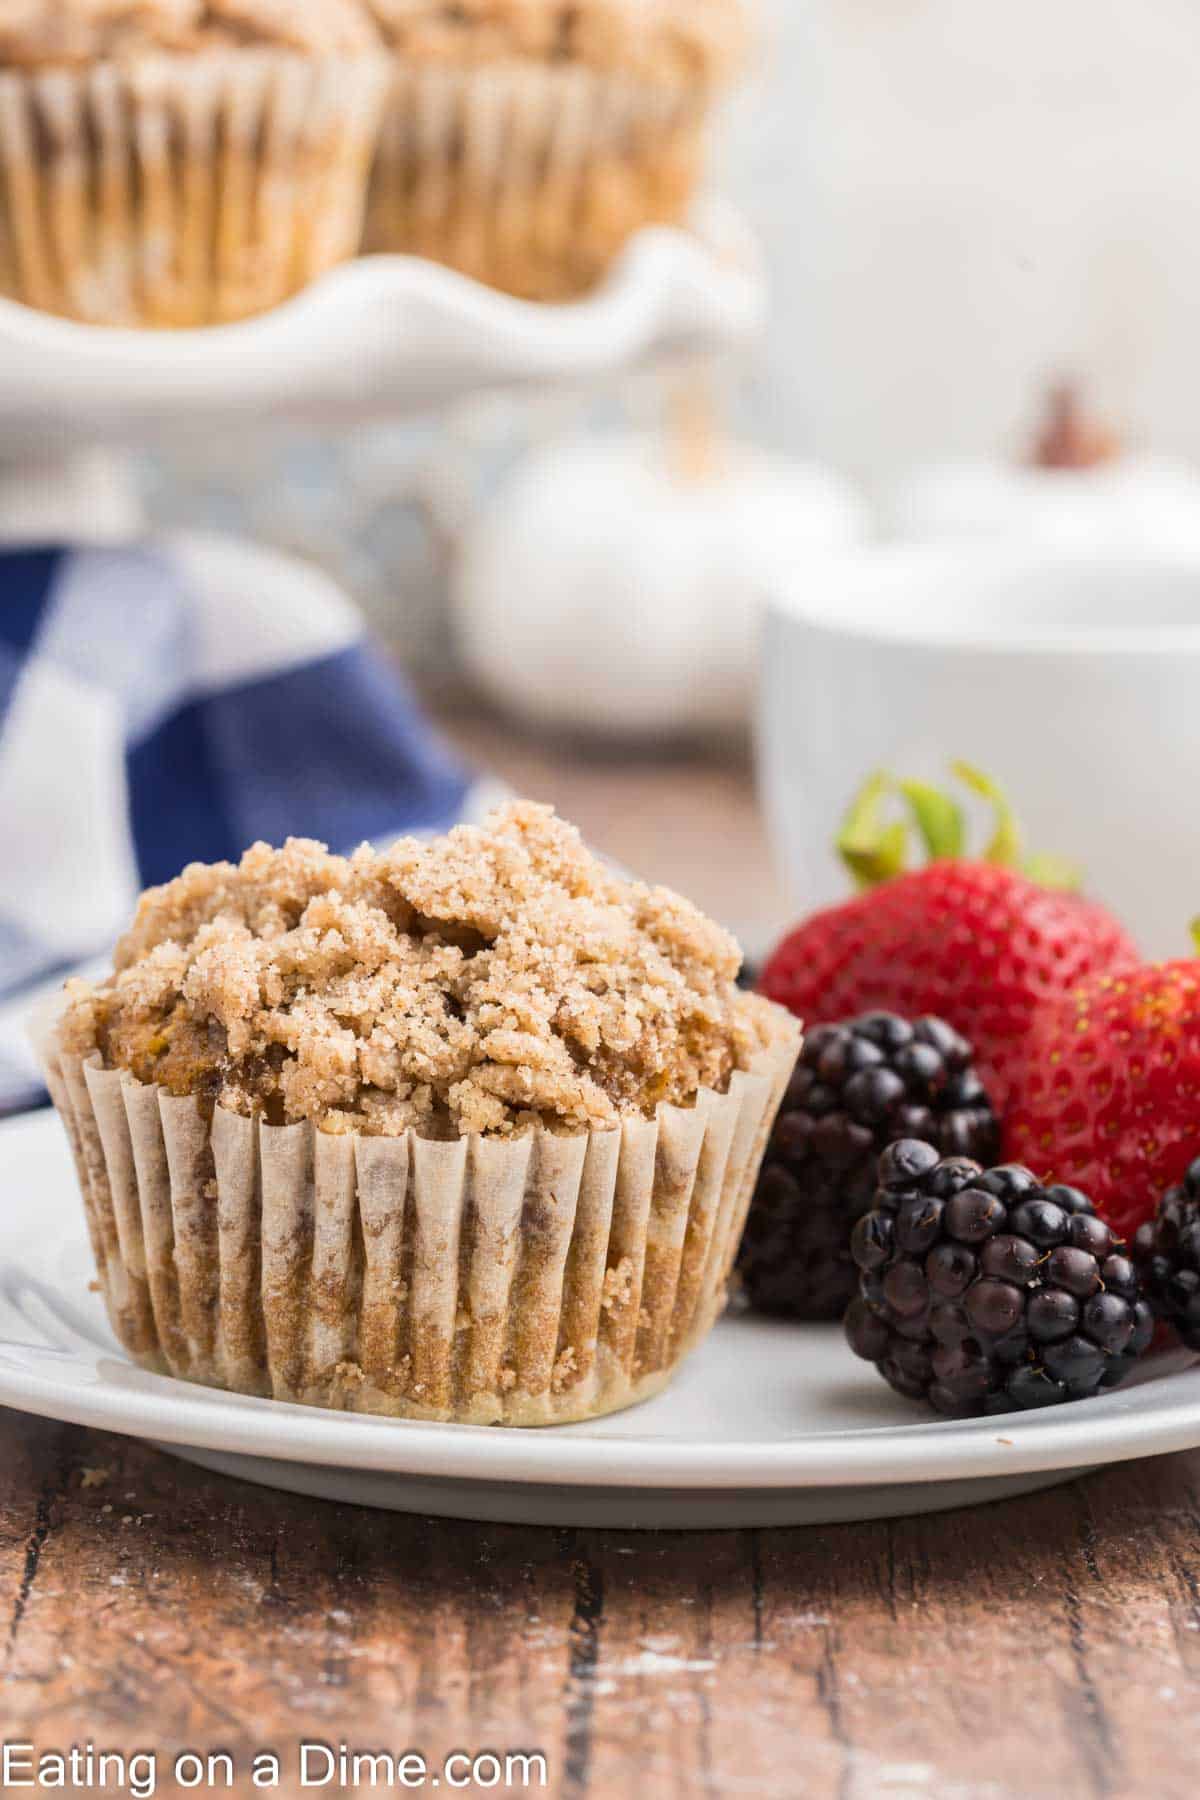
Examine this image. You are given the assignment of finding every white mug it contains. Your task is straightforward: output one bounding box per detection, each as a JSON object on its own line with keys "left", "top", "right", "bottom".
{"left": 758, "top": 544, "right": 1200, "bottom": 959}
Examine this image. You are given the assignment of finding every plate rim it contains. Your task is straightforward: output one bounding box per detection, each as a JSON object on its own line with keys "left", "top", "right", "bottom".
{"left": 5, "top": 1109, "right": 1200, "bottom": 1494}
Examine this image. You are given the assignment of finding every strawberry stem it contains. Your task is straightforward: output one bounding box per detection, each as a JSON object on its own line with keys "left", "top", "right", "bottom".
{"left": 950, "top": 762, "right": 1022, "bottom": 867}
{"left": 836, "top": 772, "right": 909, "bottom": 890}
{"left": 1024, "top": 852, "right": 1083, "bottom": 894}
{"left": 899, "top": 780, "right": 965, "bottom": 861}
{"left": 834, "top": 765, "right": 1085, "bottom": 894}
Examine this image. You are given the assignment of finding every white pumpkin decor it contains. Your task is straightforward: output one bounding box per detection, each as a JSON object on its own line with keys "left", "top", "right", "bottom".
{"left": 889, "top": 383, "right": 1200, "bottom": 551}
{"left": 453, "top": 418, "right": 867, "bottom": 739}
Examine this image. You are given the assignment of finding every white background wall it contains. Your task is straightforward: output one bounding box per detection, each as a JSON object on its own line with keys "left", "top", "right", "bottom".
{"left": 729, "top": 0, "right": 1200, "bottom": 481}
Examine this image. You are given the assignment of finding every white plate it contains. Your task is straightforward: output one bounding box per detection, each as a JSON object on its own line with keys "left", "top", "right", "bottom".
{"left": 3, "top": 1108, "right": 1198, "bottom": 1529}
{"left": 0, "top": 204, "right": 762, "bottom": 452}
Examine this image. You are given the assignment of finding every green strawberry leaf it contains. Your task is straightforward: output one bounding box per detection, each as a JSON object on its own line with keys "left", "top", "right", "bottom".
{"left": 951, "top": 761, "right": 1023, "bottom": 868}
{"left": 1023, "top": 852, "right": 1083, "bottom": 894}
{"left": 837, "top": 771, "right": 908, "bottom": 890}
{"left": 898, "top": 780, "right": 966, "bottom": 862}
{"left": 831, "top": 762, "right": 1085, "bottom": 896}
{"left": 1191, "top": 916, "right": 1200, "bottom": 956}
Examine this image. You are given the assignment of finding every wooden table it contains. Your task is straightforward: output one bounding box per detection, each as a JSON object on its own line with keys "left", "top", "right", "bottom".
{"left": 2, "top": 1406, "right": 1198, "bottom": 1799}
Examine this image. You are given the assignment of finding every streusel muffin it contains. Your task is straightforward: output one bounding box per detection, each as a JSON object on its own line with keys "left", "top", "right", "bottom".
{"left": 0, "top": 0, "right": 389, "bottom": 325}
{"left": 362, "top": 0, "right": 747, "bottom": 299}
{"left": 43, "top": 802, "right": 798, "bottom": 1425}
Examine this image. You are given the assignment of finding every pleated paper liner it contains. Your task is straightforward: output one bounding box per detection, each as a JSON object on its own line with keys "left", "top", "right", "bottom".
{"left": 363, "top": 61, "right": 708, "bottom": 300}
{"left": 41, "top": 1007, "right": 799, "bottom": 1427}
{"left": 0, "top": 50, "right": 389, "bottom": 327}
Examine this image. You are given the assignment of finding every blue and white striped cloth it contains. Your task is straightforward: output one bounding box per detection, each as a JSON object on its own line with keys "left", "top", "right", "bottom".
{"left": 0, "top": 533, "right": 481, "bottom": 1115}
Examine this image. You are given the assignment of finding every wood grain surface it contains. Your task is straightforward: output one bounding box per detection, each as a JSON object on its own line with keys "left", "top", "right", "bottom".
{"left": 2, "top": 1407, "right": 1198, "bottom": 1800}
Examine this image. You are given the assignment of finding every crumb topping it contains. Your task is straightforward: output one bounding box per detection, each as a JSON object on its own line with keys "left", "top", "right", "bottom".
{"left": 62, "top": 801, "right": 774, "bottom": 1138}
{"left": 0, "top": 0, "right": 382, "bottom": 67}
{"left": 364, "top": 0, "right": 744, "bottom": 85}
{"left": 0, "top": 0, "right": 745, "bottom": 74}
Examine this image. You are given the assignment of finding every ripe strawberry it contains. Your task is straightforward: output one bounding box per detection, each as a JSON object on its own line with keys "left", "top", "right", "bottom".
{"left": 760, "top": 766, "right": 1138, "bottom": 1111}
{"left": 1004, "top": 956, "right": 1200, "bottom": 1243}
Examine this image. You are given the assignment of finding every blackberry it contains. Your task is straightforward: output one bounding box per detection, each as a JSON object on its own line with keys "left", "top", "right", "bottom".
{"left": 846, "top": 1142, "right": 1154, "bottom": 1415}
{"left": 1134, "top": 1157, "right": 1200, "bottom": 1349}
{"left": 736, "top": 1013, "right": 999, "bottom": 1320}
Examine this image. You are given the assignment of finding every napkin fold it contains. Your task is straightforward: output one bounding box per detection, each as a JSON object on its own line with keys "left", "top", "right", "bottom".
{"left": 0, "top": 532, "right": 482, "bottom": 1114}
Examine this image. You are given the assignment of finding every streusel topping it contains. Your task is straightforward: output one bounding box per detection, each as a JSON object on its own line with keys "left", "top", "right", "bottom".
{"left": 364, "top": 0, "right": 745, "bottom": 85}
{"left": 61, "top": 801, "right": 773, "bottom": 1137}
{"left": 0, "top": 0, "right": 381, "bottom": 67}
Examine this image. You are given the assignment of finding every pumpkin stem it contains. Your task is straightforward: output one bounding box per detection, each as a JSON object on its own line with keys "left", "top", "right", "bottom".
{"left": 1029, "top": 379, "right": 1121, "bottom": 471}
{"left": 664, "top": 369, "right": 726, "bottom": 484}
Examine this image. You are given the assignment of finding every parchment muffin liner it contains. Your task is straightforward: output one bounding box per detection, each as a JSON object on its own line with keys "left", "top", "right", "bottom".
{"left": 40, "top": 1007, "right": 800, "bottom": 1426}
{"left": 363, "top": 60, "right": 709, "bottom": 300}
{"left": 0, "top": 50, "right": 390, "bottom": 326}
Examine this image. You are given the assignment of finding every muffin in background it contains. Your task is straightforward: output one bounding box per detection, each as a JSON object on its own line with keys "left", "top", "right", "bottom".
{"left": 362, "top": 0, "right": 747, "bottom": 300}
{"left": 0, "top": 1, "right": 390, "bottom": 327}
{"left": 41, "top": 802, "right": 798, "bottom": 1427}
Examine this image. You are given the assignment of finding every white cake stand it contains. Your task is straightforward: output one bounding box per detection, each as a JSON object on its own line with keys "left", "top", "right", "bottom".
{"left": 0, "top": 203, "right": 762, "bottom": 456}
